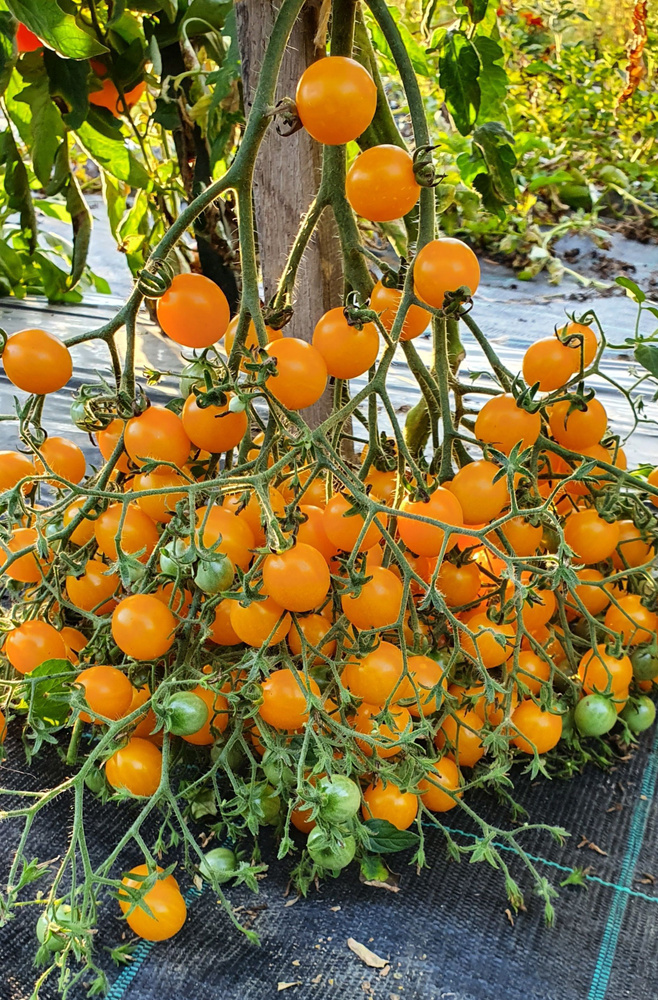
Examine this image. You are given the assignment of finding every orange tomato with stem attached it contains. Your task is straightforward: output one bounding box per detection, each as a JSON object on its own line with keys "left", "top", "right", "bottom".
{"left": 287, "top": 613, "right": 336, "bottom": 664}
{"left": 435, "top": 707, "right": 484, "bottom": 767}
{"left": 66, "top": 559, "right": 119, "bottom": 614}
{"left": 2, "top": 329, "right": 72, "bottom": 395}
{"left": 370, "top": 279, "right": 430, "bottom": 341}
{"left": 343, "top": 641, "right": 407, "bottom": 704}
{"left": 398, "top": 488, "right": 464, "bottom": 557}
{"left": 181, "top": 391, "right": 247, "bottom": 454}
{"left": 94, "top": 503, "right": 159, "bottom": 563}
{"left": 578, "top": 644, "right": 633, "bottom": 696}
{"left": 414, "top": 238, "right": 480, "bottom": 309}
{"left": 132, "top": 470, "right": 187, "bottom": 524}
{"left": 295, "top": 56, "right": 377, "bottom": 145}
{"left": 262, "top": 542, "right": 331, "bottom": 613}
{"left": 112, "top": 595, "right": 177, "bottom": 661}
{"left": 604, "top": 595, "right": 657, "bottom": 646}
{"left": 346, "top": 145, "right": 420, "bottom": 222}
{"left": 419, "top": 757, "right": 462, "bottom": 812}
{"left": 460, "top": 612, "right": 515, "bottom": 669}
{"left": 124, "top": 406, "right": 190, "bottom": 471}
{"left": 522, "top": 336, "right": 578, "bottom": 392}
{"left": 259, "top": 668, "right": 320, "bottom": 730}
{"left": 354, "top": 703, "right": 412, "bottom": 758}
{"left": 156, "top": 273, "right": 230, "bottom": 348}
{"left": 0, "top": 450, "right": 34, "bottom": 492}
{"left": 323, "top": 494, "right": 383, "bottom": 552}
{"left": 229, "top": 596, "right": 290, "bottom": 647}
{"left": 406, "top": 654, "right": 449, "bottom": 717}
{"left": 563, "top": 510, "right": 620, "bottom": 564}
{"left": 4, "top": 621, "right": 67, "bottom": 674}
{"left": 312, "top": 308, "right": 379, "bottom": 379}
{"left": 264, "top": 338, "right": 327, "bottom": 411}
{"left": 362, "top": 779, "right": 418, "bottom": 830}
{"left": 196, "top": 505, "right": 255, "bottom": 571}
{"left": 2, "top": 527, "right": 47, "bottom": 583}
{"left": 105, "top": 737, "right": 162, "bottom": 797}
{"left": 436, "top": 561, "right": 481, "bottom": 607}
{"left": 611, "top": 520, "right": 654, "bottom": 570}
{"left": 512, "top": 700, "right": 563, "bottom": 754}
{"left": 341, "top": 567, "right": 404, "bottom": 630}
{"left": 474, "top": 394, "right": 541, "bottom": 455}
{"left": 118, "top": 865, "right": 186, "bottom": 942}
{"left": 449, "top": 461, "right": 509, "bottom": 525}
{"left": 76, "top": 665, "right": 133, "bottom": 724}
{"left": 548, "top": 397, "right": 607, "bottom": 450}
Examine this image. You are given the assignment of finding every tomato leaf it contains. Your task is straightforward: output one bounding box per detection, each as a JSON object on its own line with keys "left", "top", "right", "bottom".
{"left": 473, "top": 34, "right": 508, "bottom": 123}
{"left": 439, "top": 30, "right": 481, "bottom": 136}
{"left": 25, "top": 658, "right": 75, "bottom": 727}
{"left": 359, "top": 853, "right": 389, "bottom": 882}
{"left": 0, "top": 126, "right": 37, "bottom": 250}
{"left": 361, "top": 819, "right": 419, "bottom": 854}
{"left": 0, "top": 10, "right": 15, "bottom": 98}
{"left": 615, "top": 276, "right": 646, "bottom": 304}
{"left": 75, "top": 113, "right": 150, "bottom": 188}
{"left": 464, "top": 0, "right": 489, "bottom": 24}
{"left": 14, "top": 76, "right": 65, "bottom": 186}
{"left": 5, "top": 0, "right": 108, "bottom": 59}
{"left": 65, "top": 167, "right": 92, "bottom": 290}
{"left": 634, "top": 343, "right": 658, "bottom": 378}
{"left": 43, "top": 48, "right": 89, "bottom": 130}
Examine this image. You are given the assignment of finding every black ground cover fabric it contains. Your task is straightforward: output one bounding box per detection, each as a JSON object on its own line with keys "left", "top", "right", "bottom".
{"left": 1, "top": 726, "right": 657, "bottom": 1000}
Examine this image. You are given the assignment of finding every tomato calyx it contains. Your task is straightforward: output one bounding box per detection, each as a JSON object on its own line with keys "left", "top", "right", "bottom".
{"left": 267, "top": 96, "right": 303, "bottom": 137}
{"left": 412, "top": 143, "right": 439, "bottom": 187}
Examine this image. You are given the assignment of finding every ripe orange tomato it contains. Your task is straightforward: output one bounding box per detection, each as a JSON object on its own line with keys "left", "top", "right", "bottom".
{"left": 436, "top": 707, "right": 484, "bottom": 767}
{"left": 128, "top": 685, "right": 159, "bottom": 741}
{"left": 259, "top": 668, "right": 320, "bottom": 730}
{"left": 548, "top": 397, "right": 607, "bottom": 450}
{"left": 498, "top": 517, "right": 543, "bottom": 556}
{"left": 604, "top": 595, "right": 657, "bottom": 646}
{"left": 125, "top": 406, "right": 190, "bottom": 471}
{"left": 419, "top": 757, "right": 462, "bottom": 812}
{"left": 522, "top": 336, "right": 577, "bottom": 392}
{"left": 296, "top": 504, "right": 338, "bottom": 562}
{"left": 0, "top": 450, "right": 34, "bottom": 492}
{"left": 60, "top": 626, "right": 88, "bottom": 657}
{"left": 76, "top": 665, "right": 133, "bottom": 723}
{"left": 112, "top": 595, "right": 177, "bottom": 660}
{"left": 560, "top": 321, "right": 598, "bottom": 368}
{"left": 222, "top": 486, "right": 286, "bottom": 547}
{"left": 578, "top": 644, "right": 632, "bottom": 696}
{"left": 344, "top": 641, "right": 406, "bottom": 704}
{"left": 370, "top": 280, "right": 429, "bottom": 341}
{"left": 291, "top": 803, "right": 316, "bottom": 834}
{"left": 563, "top": 442, "right": 611, "bottom": 497}
{"left": 323, "top": 493, "right": 383, "bottom": 552}
{"left": 66, "top": 559, "right": 119, "bottom": 614}
{"left": 89, "top": 75, "right": 146, "bottom": 113}
{"left": 132, "top": 470, "right": 187, "bottom": 523}
{"left": 413, "top": 238, "right": 480, "bottom": 309}
{"left": 513, "top": 650, "right": 551, "bottom": 695}
{"left": 516, "top": 585, "right": 556, "bottom": 631}
{"left": 398, "top": 488, "right": 464, "bottom": 557}
{"left": 196, "top": 505, "right": 255, "bottom": 571}
{"left": 62, "top": 500, "right": 95, "bottom": 546}
{"left": 97, "top": 418, "right": 131, "bottom": 474}
{"left": 4, "top": 621, "right": 67, "bottom": 674}
{"left": 512, "top": 700, "right": 562, "bottom": 754}
{"left": 16, "top": 23, "right": 42, "bottom": 52}
{"left": 449, "top": 461, "right": 509, "bottom": 525}
{"left": 563, "top": 510, "right": 620, "bottom": 564}
{"left": 94, "top": 502, "right": 159, "bottom": 563}
{"left": 207, "top": 599, "right": 242, "bottom": 646}
{"left": 156, "top": 273, "right": 230, "bottom": 348}
{"left": 362, "top": 779, "right": 418, "bottom": 830}
{"left": 436, "top": 561, "right": 481, "bottom": 607}
{"left": 341, "top": 567, "right": 404, "bottom": 630}
{"left": 1, "top": 527, "right": 46, "bottom": 583}
{"left": 224, "top": 315, "right": 282, "bottom": 357}
{"left": 181, "top": 685, "right": 229, "bottom": 745}
{"left": 264, "top": 338, "right": 327, "bottom": 411}
{"left": 647, "top": 467, "right": 658, "bottom": 507}
{"left": 2, "top": 329, "right": 72, "bottom": 394}
{"left": 181, "top": 391, "right": 247, "bottom": 454}
{"left": 295, "top": 56, "right": 377, "bottom": 145}
{"left": 474, "top": 394, "right": 541, "bottom": 455}
{"left": 312, "top": 308, "right": 379, "bottom": 379}
{"left": 406, "top": 654, "right": 448, "bottom": 717}
{"left": 35, "top": 437, "right": 86, "bottom": 486}
{"left": 612, "top": 520, "right": 654, "bottom": 570}
{"left": 263, "top": 542, "right": 331, "bottom": 613}
{"left": 229, "top": 596, "right": 290, "bottom": 647}
{"left": 567, "top": 568, "right": 611, "bottom": 616}
{"left": 288, "top": 613, "right": 337, "bottom": 664}
{"left": 460, "top": 612, "right": 515, "bottom": 669}
{"left": 105, "top": 737, "right": 162, "bottom": 797}
{"left": 354, "top": 702, "right": 411, "bottom": 758}
{"left": 118, "top": 865, "right": 186, "bottom": 941}
{"left": 346, "top": 145, "right": 420, "bottom": 222}
{"left": 364, "top": 467, "right": 398, "bottom": 505}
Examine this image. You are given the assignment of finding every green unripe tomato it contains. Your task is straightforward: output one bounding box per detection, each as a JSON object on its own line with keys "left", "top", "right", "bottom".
{"left": 36, "top": 903, "right": 72, "bottom": 953}
{"left": 210, "top": 741, "right": 244, "bottom": 771}
{"left": 631, "top": 645, "right": 658, "bottom": 682}
{"left": 159, "top": 538, "right": 194, "bottom": 577}
{"left": 199, "top": 847, "right": 237, "bottom": 884}
{"left": 253, "top": 783, "right": 280, "bottom": 825}
{"left": 621, "top": 696, "right": 656, "bottom": 734}
{"left": 194, "top": 555, "right": 235, "bottom": 595}
{"left": 84, "top": 766, "right": 107, "bottom": 795}
{"left": 179, "top": 361, "right": 208, "bottom": 398}
{"left": 307, "top": 828, "right": 356, "bottom": 871}
{"left": 574, "top": 695, "right": 617, "bottom": 737}
{"left": 316, "top": 775, "right": 361, "bottom": 824}
{"left": 166, "top": 692, "right": 209, "bottom": 736}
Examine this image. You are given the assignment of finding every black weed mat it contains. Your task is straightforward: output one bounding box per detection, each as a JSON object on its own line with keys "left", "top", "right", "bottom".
{"left": 2, "top": 727, "right": 658, "bottom": 1000}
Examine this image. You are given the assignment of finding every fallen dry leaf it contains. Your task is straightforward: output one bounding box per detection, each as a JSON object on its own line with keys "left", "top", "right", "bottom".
{"left": 347, "top": 938, "right": 389, "bottom": 969}
{"left": 277, "top": 983, "right": 302, "bottom": 992}
{"left": 577, "top": 837, "right": 608, "bottom": 856}
{"left": 505, "top": 908, "right": 515, "bottom": 927}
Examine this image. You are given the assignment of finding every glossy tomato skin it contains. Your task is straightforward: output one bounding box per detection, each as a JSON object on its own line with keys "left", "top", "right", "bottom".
{"left": 77, "top": 665, "right": 133, "bottom": 724}
{"left": 346, "top": 145, "right": 420, "bottom": 222}
{"left": 35, "top": 437, "right": 86, "bottom": 486}
{"left": 229, "top": 596, "right": 290, "bottom": 647}
{"left": 604, "top": 595, "right": 657, "bottom": 646}
{"left": 262, "top": 542, "right": 330, "bottom": 613}
{"left": 1, "top": 527, "right": 45, "bottom": 582}
{"left": 499, "top": 517, "right": 543, "bottom": 557}
{"left": 4, "top": 621, "right": 67, "bottom": 674}
{"left": 341, "top": 567, "right": 404, "bottom": 630}
{"left": 105, "top": 737, "right": 162, "bottom": 796}
{"left": 89, "top": 76, "right": 145, "bottom": 113}
{"left": 514, "top": 650, "right": 551, "bottom": 696}
{"left": 612, "top": 520, "right": 654, "bottom": 570}
{"left": 413, "top": 239, "right": 480, "bottom": 309}
{"left": 181, "top": 685, "right": 229, "bottom": 745}
{"left": 323, "top": 493, "right": 383, "bottom": 552}
{"left": 548, "top": 397, "right": 607, "bottom": 450}
{"left": 405, "top": 654, "right": 448, "bottom": 717}
{"left": 311, "top": 308, "right": 379, "bottom": 379}
{"left": 297, "top": 504, "right": 338, "bottom": 562}
{"left": 0, "top": 450, "right": 34, "bottom": 492}
{"left": 578, "top": 644, "right": 632, "bottom": 697}
{"left": 419, "top": 757, "right": 462, "bottom": 812}
{"left": 370, "top": 280, "right": 429, "bottom": 341}
{"left": 398, "top": 488, "right": 464, "bottom": 557}
{"left": 344, "top": 641, "right": 406, "bottom": 704}
{"left": 522, "top": 337, "right": 577, "bottom": 392}
{"left": 259, "top": 668, "right": 320, "bottom": 730}
{"left": 561, "top": 321, "right": 598, "bottom": 368}
{"left": 156, "top": 273, "right": 230, "bottom": 348}
{"left": 474, "top": 395, "right": 541, "bottom": 455}
{"left": 196, "top": 505, "right": 255, "bottom": 570}
{"left": 449, "top": 461, "right": 509, "bottom": 525}
{"left": 112, "top": 594, "right": 177, "bottom": 661}
{"left": 208, "top": 599, "right": 242, "bottom": 646}
{"left": 295, "top": 56, "right": 377, "bottom": 145}
{"left": 436, "top": 561, "right": 481, "bottom": 608}
{"left": 512, "top": 700, "right": 563, "bottom": 754}
{"left": 436, "top": 707, "right": 484, "bottom": 767}
{"left": 62, "top": 500, "right": 95, "bottom": 545}
{"left": 2, "top": 329, "right": 72, "bottom": 395}
{"left": 362, "top": 779, "right": 418, "bottom": 830}
{"left": 354, "top": 702, "right": 411, "bottom": 758}
{"left": 118, "top": 865, "right": 186, "bottom": 941}
{"left": 125, "top": 406, "right": 190, "bottom": 471}
{"left": 94, "top": 502, "right": 159, "bottom": 563}
{"left": 182, "top": 391, "right": 247, "bottom": 454}
{"left": 264, "top": 338, "right": 327, "bottom": 411}
{"left": 66, "top": 559, "right": 119, "bottom": 614}
{"left": 568, "top": 568, "right": 611, "bottom": 616}
{"left": 224, "top": 315, "right": 282, "bottom": 357}
{"left": 97, "top": 418, "right": 131, "bottom": 473}
{"left": 288, "top": 613, "right": 336, "bottom": 664}
{"left": 563, "top": 510, "right": 620, "bottom": 564}
{"left": 132, "top": 470, "right": 187, "bottom": 523}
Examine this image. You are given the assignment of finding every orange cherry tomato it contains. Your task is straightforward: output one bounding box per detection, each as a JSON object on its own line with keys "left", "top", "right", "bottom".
{"left": 513, "top": 650, "right": 551, "bottom": 695}
{"left": 370, "top": 280, "right": 429, "bottom": 342}
{"left": 97, "top": 418, "right": 131, "bottom": 474}
{"left": 94, "top": 502, "right": 159, "bottom": 563}
{"left": 612, "top": 520, "right": 654, "bottom": 570}
{"left": 567, "top": 568, "right": 611, "bottom": 617}
{"left": 35, "top": 436, "right": 86, "bottom": 486}
{"left": 262, "top": 542, "right": 331, "bottom": 613}
{"left": 522, "top": 336, "right": 577, "bottom": 392}
{"left": 287, "top": 613, "right": 336, "bottom": 664}
{"left": 364, "top": 467, "right": 398, "bottom": 505}
{"left": 105, "top": 737, "right": 162, "bottom": 796}
{"left": 66, "top": 558, "right": 119, "bottom": 614}
{"left": 207, "top": 599, "right": 242, "bottom": 646}
{"left": 128, "top": 685, "right": 160, "bottom": 742}
{"left": 406, "top": 654, "right": 448, "bottom": 717}
{"left": 474, "top": 394, "right": 541, "bottom": 455}
{"left": 125, "top": 406, "right": 190, "bottom": 471}
{"left": 2, "top": 527, "right": 46, "bottom": 583}
{"left": 563, "top": 510, "right": 620, "bottom": 564}
{"left": 604, "top": 595, "right": 657, "bottom": 646}
{"left": 112, "top": 595, "right": 177, "bottom": 660}
{"left": 498, "top": 517, "right": 543, "bottom": 556}
{"left": 181, "top": 685, "right": 229, "bottom": 745}
{"left": 295, "top": 56, "right": 377, "bottom": 145}
{"left": 354, "top": 702, "right": 412, "bottom": 758}
{"left": 560, "top": 321, "right": 598, "bottom": 368}
{"left": 436, "top": 707, "right": 484, "bottom": 767}
{"left": 156, "top": 273, "right": 230, "bottom": 348}
{"left": 341, "top": 567, "right": 404, "bottom": 630}
{"left": 548, "top": 397, "right": 607, "bottom": 450}
{"left": 4, "top": 621, "right": 67, "bottom": 674}
{"left": 2, "top": 329, "right": 72, "bottom": 394}
{"left": 449, "top": 461, "right": 509, "bottom": 525}
{"left": 77, "top": 665, "right": 133, "bottom": 723}
{"left": 362, "top": 779, "right": 418, "bottom": 830}
{"left": 460, "top": 611, "right": 515, "bottom": 669}
{"left": 224, "top": 314, "right": 282, "bottom": 357}
{"left": 398, "top": 487, "right": 464, "bottom": 557}
{"left": 264, "top": 338, "right": 327, "bottom": 411}
{"left": 0, "top": 450, "right": 34, "bottom": 492}
{"left": 196, "top": 505, "right": 255, "bottom": 571}
{"left": 512, "top": 700, "right": 562, "bottom": 754}
{"left": 229, "top": 596, "right": 290, "bottom": 647}
{"left": 311, "top": 307, "right": 379, "bottom": 379}
{"left": 419, "top": 757, "right": 462, "bottom": 812}
{"left": 346, "top": 145, "right": 420, "bottom": 222}
{"left": 344, "top": 641, "right": 407, "bottom": 704}
{"left": 323, "top": 493, "right": 383, "bottom": 552}
{"left": 291, "top": 803, "right": 316, "bottom": 834}
{"left": 118, "top": 865, "right": 186, "bottom": 941}
{"left": 132, "top": 470, "right": 187, "bottom": 523}
{"left": 436, "top": 561, "right": 481, "bottom": 607}
{"left": 89, "top": 61, "right": 145, "bottom": 112}
{"left": 259, "top": 668, "right": 320, "bottom": 730}
{"left": 62, "top": 500, "right": 95, "bottom": 546}
{"left": 221, "top": 486, "right": 286, "bottom": 548}
{"left": 60, "top": 626, "right": 88, "bottom": 658}
{"left": 413, "top": 238, "right": 480, "bottom": 309}
{"left": 296, "top": 504, "right": 338, "bottom": 562}
{"left": 181, "top": 391, "right": 247, "bottom": 454}
{"left": 578, "top": 644, "right": 633, "bottom": 696}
